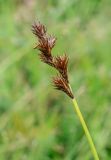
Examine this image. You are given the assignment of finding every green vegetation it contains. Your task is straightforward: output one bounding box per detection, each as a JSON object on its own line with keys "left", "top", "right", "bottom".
{"left": 0, "top": 0, "right": 111, "bottom": 159}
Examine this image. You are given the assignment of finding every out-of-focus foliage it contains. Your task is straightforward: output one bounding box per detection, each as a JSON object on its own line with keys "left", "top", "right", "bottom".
{"left": 0, "top": 0, "right": 111, "bottom": 159}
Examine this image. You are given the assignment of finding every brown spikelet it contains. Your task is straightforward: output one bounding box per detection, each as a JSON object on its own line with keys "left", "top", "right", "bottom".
{"left": 32, "top": 22, "right": 56, "bottom": 66}
{"left": 53, "top": 76, "right": 74, "bottom": 99}
{"left": 32, "top": 21, "right": 46, "bottom": 39}
{"left": 36, "top": 36, "right": 56, "bottom": 55}
{"left": 54, "top": 55, "right": 69, "bottom": 82}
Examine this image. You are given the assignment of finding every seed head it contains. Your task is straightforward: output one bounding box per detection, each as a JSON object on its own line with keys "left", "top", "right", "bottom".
{"left": 32, "top": 21, "right": 74, "bottom": 99}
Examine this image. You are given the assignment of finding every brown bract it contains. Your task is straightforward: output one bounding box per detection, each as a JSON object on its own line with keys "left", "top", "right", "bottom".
{"left": 32, "top": 21, "right": 74, "bottom": 99}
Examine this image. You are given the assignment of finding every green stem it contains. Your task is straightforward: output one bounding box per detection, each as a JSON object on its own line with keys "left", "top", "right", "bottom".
{"left": 72, "top": 98, "right": 99, "bottom": 160}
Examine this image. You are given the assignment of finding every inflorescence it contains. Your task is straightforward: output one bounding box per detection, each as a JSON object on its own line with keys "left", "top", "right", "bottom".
{"left": 32, "top": 21, "right": 74, "bottom": 99}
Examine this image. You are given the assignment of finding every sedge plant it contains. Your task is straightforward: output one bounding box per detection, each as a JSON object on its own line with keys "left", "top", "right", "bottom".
{"left": 32, "top": 21, "right": 100, "bottom": 160}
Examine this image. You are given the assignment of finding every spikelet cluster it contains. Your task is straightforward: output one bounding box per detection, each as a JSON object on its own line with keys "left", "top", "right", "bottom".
{"left": 32, "top": 21, "right": 74, "bottom": 99}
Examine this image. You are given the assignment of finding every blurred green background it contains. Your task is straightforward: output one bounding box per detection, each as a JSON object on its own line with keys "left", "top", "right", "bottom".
{"left": 0, "top": 0, "right": 111, "bottom": 159}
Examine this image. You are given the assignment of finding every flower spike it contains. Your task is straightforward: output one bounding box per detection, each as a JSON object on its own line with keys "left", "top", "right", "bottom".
{"left": 32, "top": 21, "right": 73, "bottom": 99}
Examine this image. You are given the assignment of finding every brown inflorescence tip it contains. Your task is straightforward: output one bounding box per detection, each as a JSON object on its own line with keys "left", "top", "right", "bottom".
{"left": 32, "top": 21, "right": 74, "bottom": 99}
{"left": 32, "top": 21, "right": 56, "bottom": 66}
{"left": 32, "top": 21, "right": 46, "bottom": 39}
